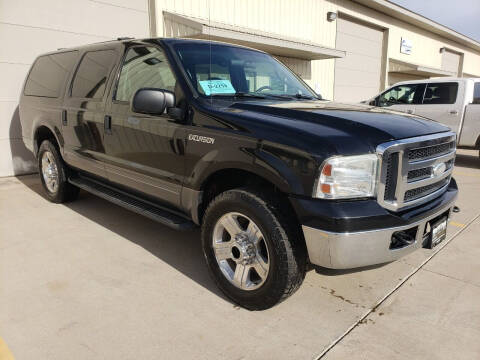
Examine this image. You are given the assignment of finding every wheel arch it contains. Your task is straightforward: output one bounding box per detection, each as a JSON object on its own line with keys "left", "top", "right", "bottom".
{"left": 33, "top": 125, "right": 62, "bottom": 157}
{"left": 186, "top": 167, "right": 300, "bottom": 228}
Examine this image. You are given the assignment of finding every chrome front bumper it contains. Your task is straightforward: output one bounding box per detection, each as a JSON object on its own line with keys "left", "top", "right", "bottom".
{"left": 302, "top": 199, "right": 456, "bottom": 269}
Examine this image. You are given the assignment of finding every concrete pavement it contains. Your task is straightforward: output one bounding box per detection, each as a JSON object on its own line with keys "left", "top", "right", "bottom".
{"left": 1, "top": 149, "right": 479, "bottom": 359}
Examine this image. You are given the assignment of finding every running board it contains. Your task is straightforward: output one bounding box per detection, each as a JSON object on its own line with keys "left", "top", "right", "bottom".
{"left": 68, "top": 176, "right": 196, "bottom": 231}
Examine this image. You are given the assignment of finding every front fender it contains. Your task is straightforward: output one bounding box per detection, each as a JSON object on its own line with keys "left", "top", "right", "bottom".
{"left": 187, "top": 141, "right": 318, "bottom": 196}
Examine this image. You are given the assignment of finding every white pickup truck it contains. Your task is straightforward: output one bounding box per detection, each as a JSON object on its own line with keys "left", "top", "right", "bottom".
{"left": 365, "top": 77, "right": 480, "bottom": 153}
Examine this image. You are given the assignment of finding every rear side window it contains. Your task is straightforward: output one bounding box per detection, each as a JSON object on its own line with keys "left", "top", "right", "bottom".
{"left": 473, "top": 83, "right": 480, "bottom": 104}
{"left": 422, "top": 82, "right": 458, "bottom": 105}
{"left": 71, "top": 50, "right": 116, "bottom": 99}
{"left": 24, "top": 51, "right": 78, "bottom": 98}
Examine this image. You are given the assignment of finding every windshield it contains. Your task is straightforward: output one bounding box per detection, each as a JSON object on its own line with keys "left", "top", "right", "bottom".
{"left": 173, "top": 42, "right": 318, "bottom": 99}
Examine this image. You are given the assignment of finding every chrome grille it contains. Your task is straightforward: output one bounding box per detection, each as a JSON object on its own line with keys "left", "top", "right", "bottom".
{"left": 377, "top": 132, "right": 456, "bottom": 211}
{"left": 407, "top": 167, "right": 431, "bottom": 181}
{"left": 407, "top": 141, "right": 455, "bottom": 161}
{"left": 404, "top": 177, "right": 450, "bottom": 202}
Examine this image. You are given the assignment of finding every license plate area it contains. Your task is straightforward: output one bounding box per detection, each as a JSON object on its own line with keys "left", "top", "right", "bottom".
{"left": 423, "top": 210, "right": 450, "bottom": 249}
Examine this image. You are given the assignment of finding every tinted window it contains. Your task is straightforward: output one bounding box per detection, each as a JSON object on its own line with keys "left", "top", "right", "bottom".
{"left": 115, "top": 46, "right": 176, "bottom": 102}
{"left": 71, "top": 50, "right": 116, "bottom": 99}
{"left": 422, "top": 82, "right": 458, "bottom": 105}
{"left": 24, "top": 51, "right": 78, "bottom": 98}
{"left": 378, "top": 84, "right": 424, "bottom": 107}
{"left": 473, "top": 83, "right": 480, "bottom": 104}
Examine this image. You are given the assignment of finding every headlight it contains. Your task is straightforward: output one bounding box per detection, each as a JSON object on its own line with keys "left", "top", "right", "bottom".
{"left": 313, "top": 154, "right": 379, "bottom": 199}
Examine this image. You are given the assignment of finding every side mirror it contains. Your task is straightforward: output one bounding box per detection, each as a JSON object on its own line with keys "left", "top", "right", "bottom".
{"left": 132, "top": 88, "right": 175, "bottom": 115}
{"left": 369, "top": 100, "right": 376, "bottom": 106}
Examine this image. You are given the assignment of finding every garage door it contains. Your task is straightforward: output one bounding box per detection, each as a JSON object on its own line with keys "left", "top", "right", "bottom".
{"left": 334, "top": 17, "right": 384, "bottom": 103}
{"left": 442, "top": 50, "right": 460, "bottom": 76}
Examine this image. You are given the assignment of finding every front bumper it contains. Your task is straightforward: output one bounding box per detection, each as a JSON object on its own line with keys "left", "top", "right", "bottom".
{"left": 297, "top": 181, "right": 458, "bottom": 269}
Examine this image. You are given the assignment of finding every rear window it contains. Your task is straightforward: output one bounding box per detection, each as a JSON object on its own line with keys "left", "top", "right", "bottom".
{"left": 473, "top": 83, "right": 480, "bottom": 104}
{"left": 422, "top": 82, "right": 458, "bottom": 105}
{"left": 71, "top": 50, "right": 116, "bottom": 99}
{"left": 24, "top": 51, "right": 78, "bottom": 98}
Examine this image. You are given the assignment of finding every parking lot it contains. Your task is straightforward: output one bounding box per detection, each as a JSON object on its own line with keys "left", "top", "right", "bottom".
{"left": 1, "top": 149, "right": 479, "bottom": 360}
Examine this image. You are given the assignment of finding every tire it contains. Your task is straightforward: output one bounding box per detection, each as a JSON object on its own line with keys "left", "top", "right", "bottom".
{"left": 37, "top": 140, "right": 79, "bottom": 203}
{"left": 201, "top": 188, "right": 306, "bottom": 310}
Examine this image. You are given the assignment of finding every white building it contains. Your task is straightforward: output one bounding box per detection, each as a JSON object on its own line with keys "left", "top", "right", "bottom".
{"left": 1, "top": 0, "right": 479, "bottom": 177}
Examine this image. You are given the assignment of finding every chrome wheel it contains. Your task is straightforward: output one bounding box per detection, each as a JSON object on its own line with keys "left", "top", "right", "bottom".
{"left": 212, "top": 212, "right": 270, "bottom": 291}
{"left": 41, "top": 151, "right": 59, "bottom": 193}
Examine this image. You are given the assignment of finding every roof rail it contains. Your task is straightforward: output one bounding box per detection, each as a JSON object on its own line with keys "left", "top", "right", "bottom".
{"left": 117, "top": 37, "right": 134, "bottom": 41}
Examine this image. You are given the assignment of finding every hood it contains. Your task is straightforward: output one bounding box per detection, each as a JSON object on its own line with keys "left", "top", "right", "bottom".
{"left": 212, "top": 99, "right": 450, "bottom": 156}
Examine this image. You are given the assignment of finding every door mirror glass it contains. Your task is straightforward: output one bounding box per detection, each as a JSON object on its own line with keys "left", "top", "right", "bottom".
{"left": 132, "top": 88, "right": 175, "bottom": 115}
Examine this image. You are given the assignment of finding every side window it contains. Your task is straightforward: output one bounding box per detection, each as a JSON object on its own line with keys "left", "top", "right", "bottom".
{"left": 422, "top": 82, "right": 458, "bottom": 105}
{"left": 115, "top": 46, "right": 176, "bottom": 102}
{"left": 378, "top": 84, "right": 424, "bottom": 107}
{"left": 473, "top": 83, "right": 480, "bottom": 104}
{"left": 24, "top": 51, "right": 78, "bottom": 98}
{"left": 71, "top": 50, "right": 116, "bottom": 99}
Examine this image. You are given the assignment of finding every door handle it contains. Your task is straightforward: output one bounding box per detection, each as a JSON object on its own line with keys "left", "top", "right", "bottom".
{"left": 406, "top": 109, "right": 414, "bottom": 114}
{"left": 104, "top": 115, "right": 112, "bottom": 134}
{"left": 62, "top": 109, "right": 67, "bottom": 126}
{"left": 449, "top": 110, "right": 458, "bottom": 115}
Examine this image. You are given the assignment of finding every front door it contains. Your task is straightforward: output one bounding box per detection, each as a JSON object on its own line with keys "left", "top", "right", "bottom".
{"left": 104, "top": 45, "right": 186, "bottom": 208}
{"left": 63, "top": 49, "right": 119, "bottom": 178}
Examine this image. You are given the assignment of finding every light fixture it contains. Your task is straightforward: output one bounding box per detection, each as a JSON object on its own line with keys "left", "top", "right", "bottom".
{"left": 327, "top": 12, "right": 337, "bottom": 22}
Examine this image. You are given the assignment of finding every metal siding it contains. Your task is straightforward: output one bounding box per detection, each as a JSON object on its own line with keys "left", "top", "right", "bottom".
{"left": 155, "top": 0, "right": 337, "bottom": 99}
{"left": 154, "top": 0, "right": 480, "bottom": 99}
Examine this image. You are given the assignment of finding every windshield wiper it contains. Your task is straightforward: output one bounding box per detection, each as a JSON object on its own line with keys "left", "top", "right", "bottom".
{"left": 280, "top": 93, "right": 317, "bottom": 100}
{"left": 209, "top": 92, "right": 266, "bottom": 99}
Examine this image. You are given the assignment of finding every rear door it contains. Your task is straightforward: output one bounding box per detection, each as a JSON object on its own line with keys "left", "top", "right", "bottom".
{"left": 415, "top": 81, "right": 465, "bottom": 132}
{"left": 104, "top": 44, "right": 186, "bottom": 208}
{"left": 376, "top": 83, "right": 425, "bottom": 114}
{"left": 62, "top": 49, "right": 119, "bottom": 178}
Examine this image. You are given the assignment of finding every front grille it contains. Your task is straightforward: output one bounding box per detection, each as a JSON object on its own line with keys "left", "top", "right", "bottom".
{"left": 407, "top": 167, "right": 431, "bottom": 181}
{"left": 377, "top": 132, "right": 456, "bottom": 211}
{"left": 407, "top": 141, "right": 455, "bottom": 161}
{"left": 404, "top": 177, "right": 450, "bottom": 202}
{"left": 384, "top": 153, "right": 398, "bottom": 201}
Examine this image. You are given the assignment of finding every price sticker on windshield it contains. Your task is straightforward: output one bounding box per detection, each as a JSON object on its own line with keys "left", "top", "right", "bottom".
{"left": 199, "top": 79, "right": 236, "bottom": 95}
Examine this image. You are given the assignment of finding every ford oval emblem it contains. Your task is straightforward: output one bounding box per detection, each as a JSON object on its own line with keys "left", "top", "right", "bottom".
{"left": 432, "top": 163, "right": 446, "bottom": 177}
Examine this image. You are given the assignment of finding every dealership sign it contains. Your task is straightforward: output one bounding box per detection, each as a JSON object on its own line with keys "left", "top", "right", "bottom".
{"left": 400, "top": 37, "right": 413, "bottom": 55}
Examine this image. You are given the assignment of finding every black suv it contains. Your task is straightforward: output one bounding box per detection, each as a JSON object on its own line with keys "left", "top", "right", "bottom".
{"left": 20, "top": 38, "right": 458, "bottom": 310}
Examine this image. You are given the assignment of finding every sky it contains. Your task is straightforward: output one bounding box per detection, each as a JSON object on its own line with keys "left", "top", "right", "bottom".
{"left": 390, "top": 0, "right": 480, "bottom": 42}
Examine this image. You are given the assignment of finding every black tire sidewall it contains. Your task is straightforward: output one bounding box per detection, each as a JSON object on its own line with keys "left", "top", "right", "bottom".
{"left": 202, "top": 189, "right": 299, "bottom": 309}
